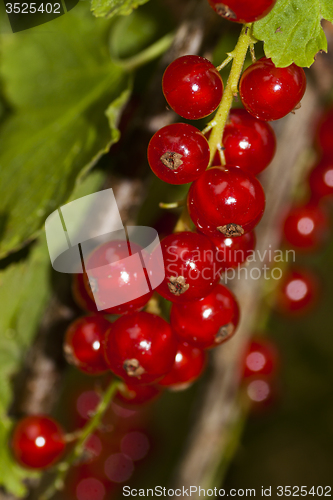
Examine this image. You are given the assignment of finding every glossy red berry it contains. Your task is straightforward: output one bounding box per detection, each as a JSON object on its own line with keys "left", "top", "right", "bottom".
{"left": 104, "top": 312, "right": 178, "bottom": 384}
{"left": 155, "top": 231, "right": 221, "bottom": 303}
{"left": 209, "top": 109, "right": 276, "bottom": 175}
{"left": 240, "top": 57, "right": 306, "bottom": 121}
{"left": 147, "top": 123, "right": 210, "bottom": 184}
{"left": 73, "top": 273, "right": 99, "bottom": 314}
{"left": 207, "top": 230, "right": 256, "bottom": 271}
{"left": 275, "top": 268, "right": 319, "bottom": 315}
{"left": 158, "top": 342, "right": 207, "bottom": 390}
{"left": 115, "top": 382, "right": 161, "bottom": 407}
{"left": 283, "top": 202, "right": 329, "bottom": 251}
{"left": 171, "top": 283, "right": 240, "bottom": 349}
{"left": 243, "top": 339, "right": 278, "bottom": 379}
{"left": 64, "top": 315, "right": 110, "bottom": 375}
{"left": 84, "top": 240, "right": 152, "bottom": 315}
{"left": 162, "top": 55, "right": 223, "bottom": 120}
{"left": 308, "top": 158, "right": 333, "bottom": 201}
{"left": 188, "top": 166, "right": 265, "bottom": 237}
{"left": 207, "top": 0, "right": 276, "bottom": 23}
{"left": 11, "top": 416, "right": 66, "bottom": 469}
{"left": 316, "top": 107, "right": 333, "bottom": 156}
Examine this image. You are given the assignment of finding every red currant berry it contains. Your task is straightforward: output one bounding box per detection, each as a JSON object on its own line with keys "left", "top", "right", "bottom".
{"left": 147, "top": 123, "right": 210, "bottom": 185}
{"left": 11, "top": 416, "right": 66, "bottom": 469}
{"left": 283, "top": 202, "right": 329, "bottom": 251}
{"left": 207, "top": 230, "right": 256, "bottom": 271}
{"left": 316, "top": 107, "right": 333, "bottom": 156}
{"left": 188, "top": 166, "right": 265, "bottom": 237}
{"left": 171, "top": 283, "right": 240, "bottom": 349}
{"left": 244, "top": 376, "right": 276, "bottom": 412}
{"left": 275, "top": 268, "right": 319, "bottom": 315}
{"left": 240, "top": 57, "right": 306, "bottom": 121}
{"left": 155, "top": 231, "right": 221, "bottom": 303}
{"left": 209, "top": 109, "right": 276, "bottom": 175}
{"left": 104, "top": 312, "right": 178, "bottom": 384}
{"left": 84, "top": 240, "right": 152, "bottom": 315}
{"left": 115, "top": 382, "right": 161, "bottom": 407}
{"left": 158, "top": 342, "right": 207, "bottom": 390}
{"left": 64, "top": 315, "right": 110, "bottom": 375}
{"left": 308, "top": 158, "right": 333, "bottom": 201}
{"left": 162, "top": 55, "right": 223, "bottom": 120}
{"left": 207, "top": 0, "right": 276, "bottom": 23}
{"left": 242, "top": 339, "right": 278, "bottom": 379}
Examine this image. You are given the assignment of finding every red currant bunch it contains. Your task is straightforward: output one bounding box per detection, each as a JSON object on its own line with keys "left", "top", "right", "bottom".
{"left": 162, "top": 55, "right": 223, "bottom": 120}
{"left": 11, "top": 416, "right": 66, "bottom": 469}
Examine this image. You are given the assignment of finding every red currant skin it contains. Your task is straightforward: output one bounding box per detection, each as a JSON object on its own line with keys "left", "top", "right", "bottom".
{"left": 115, "top": 382, "right": 161, "bottom": 407}
{"left": 240, "top": 58, "right": 306, "bottom": 121}
{"left": 188, "top": 166, "right": 265, "bottom": 237}
{"left": 207, "top": 230, "right": 256, "bottom": 271}
{"left": 275, "top": 268, "right": 319, "bottom": 315}
{"left": 283, "top": 202, "right": 329, "bottom": 251}
{"left": 221, "top": 109, "right": 276, "bottom": 175}
{"left": 171, "top": 283, "right": 240, "bottom": 349}
{"left": 104, "top": 312, "right": 178, "bottom": 384}
{"left": 158, "top": 342, "right": 207, "bottom": 390}
{"left": 11, "top": 416, "right": 66, "bottom": 469}
{"left": 162, "top": 55, "right": 223, "bottom": 120}
{"left": 316, "top": 107, "right": 333, "bottom": 156}
{"left": 73, "top": 273, "right": 99, "bottom": 314}
{"left": 147, "top": 123, "right": 210, "bottom": 185}
{"left": 155, "top": 231, "right": 221, "bottom": 303}
{"left": 207, "top": 0, "right": 276, "bottom": 23}
{"left": 243, "top": 339, "right": 278, "bottom": 379}
{"left": 64, "top": 315, "right": 110, "bottom": 375}
{"left": 84, "top": 240, "right": 153, "bottom": 315}
{"left": 308, "top": 158, "right": 333, "bottom": 201}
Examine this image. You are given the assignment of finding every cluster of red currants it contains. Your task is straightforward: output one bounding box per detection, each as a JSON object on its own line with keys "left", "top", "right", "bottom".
{"left": 274, "top": 105, "right": 333, "bottom": 316}
{"left": 10, "top": 0, "right": 312, "bottom": 479}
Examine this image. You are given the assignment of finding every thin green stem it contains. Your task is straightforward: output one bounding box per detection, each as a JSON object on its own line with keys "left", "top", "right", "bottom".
{"left": 216, "top": 53, "right": 233, "bottom": 72}
{"left": 159, "top": 199, "right": 185, "bottom": 209}
{"left": 113, "top": 33, "right": 175, "bottom": 72}
{"left": 39, "top": 379, "right": 120, "bottom": 500}
{"left": 208, "top": 24, "right": 254, "bottom": 165}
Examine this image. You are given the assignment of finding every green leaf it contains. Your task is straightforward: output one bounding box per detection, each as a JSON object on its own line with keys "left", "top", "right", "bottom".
{"left": 0, "top": 238, "right": 50, "bottom": 496}
{"left": 91, "top": 0, "right": 149, "bottom": 19}
{"left": 253, "top": 0, "right": 333, "bottom": 67}
{"left": 0, "top": 2, "right": 131, "bottom": 259}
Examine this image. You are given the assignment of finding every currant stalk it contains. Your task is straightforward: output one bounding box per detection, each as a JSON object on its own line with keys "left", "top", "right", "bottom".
{"left": 39, "top": 378, "right": 120, "bottom": 500}
{"left": 207, "top": 24, "right": 256, "bottom": 165}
